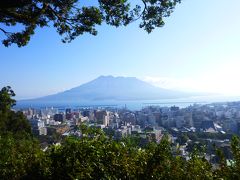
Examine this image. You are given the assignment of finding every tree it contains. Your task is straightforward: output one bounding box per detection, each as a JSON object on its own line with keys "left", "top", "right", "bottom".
{"left": 177, "top": 133, "right": 189, "bottom": 145}
{"left": 0, "top": 86, "right": 16, "bottom": 113}
{"left": 0, "top": 0, "right": 181, "bottom": 47}
{"left": 0, "top": 86, "right": 31, "bottom": 135}
{"left": 46, "top": 126, "right": 142, "bottom": 179}
{"left": 0, "top": 133, "right": 46, "bottom": 179}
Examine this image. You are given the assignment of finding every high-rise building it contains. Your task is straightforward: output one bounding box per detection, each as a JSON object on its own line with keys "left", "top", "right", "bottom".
{"left": 65, "top": 108, "right": 72, "bottom": 120}
{"left": 54, "top": 114, "right": 64, "bottom": 122}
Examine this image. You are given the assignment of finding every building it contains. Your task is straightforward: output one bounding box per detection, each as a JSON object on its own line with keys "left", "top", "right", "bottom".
{"left": 66, "top": 108, "right": 72, "bottom": 120}
{"left": 54, "top": 114, "right": 64, "bottom": 122}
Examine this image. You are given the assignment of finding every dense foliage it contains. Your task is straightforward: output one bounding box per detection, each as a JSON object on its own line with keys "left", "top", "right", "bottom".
{"left": 0, "top": 86, "right": 31, "bottom": 135}
{"left": 2, "top": 127, "right": 240, "bottom": 179}
{"left": 2, "top": 86, "right": 240, "bottom": 179}
{"left": 0, "top": 0, "right": 181, "bottom": 47}
{"left": 0, "top": 86, "right": 44, "bottom": 179}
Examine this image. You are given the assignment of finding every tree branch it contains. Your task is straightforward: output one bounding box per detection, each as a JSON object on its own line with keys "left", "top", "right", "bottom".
{"left": 131, "top": 0, "right": 147, "bottom": 22}
{"left": 0, "top": 27, "right": 12, "bottom": 36}
{"left": 0, "top": 27, "right": 10, "bottom": 34}
{"left": 0, "top": 9, "right": 29, "bottom": 23}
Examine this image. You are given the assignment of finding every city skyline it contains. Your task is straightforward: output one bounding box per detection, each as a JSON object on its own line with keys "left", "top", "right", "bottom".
{"left": 1, "top": 0, "right": 240, "bottom": 99}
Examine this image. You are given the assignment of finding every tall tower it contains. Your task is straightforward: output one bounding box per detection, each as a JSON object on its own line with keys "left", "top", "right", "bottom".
{"left": 65, "top": 108, "right": 72, "bottom": 120}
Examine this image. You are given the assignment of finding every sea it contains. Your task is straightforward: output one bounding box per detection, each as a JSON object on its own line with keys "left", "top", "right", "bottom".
{"left": 15, "top": 95, "right": 240, "bottom": 111}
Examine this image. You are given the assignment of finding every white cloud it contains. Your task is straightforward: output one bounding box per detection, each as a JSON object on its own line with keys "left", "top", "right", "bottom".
{"left": 142, "top": 60, "right": 240, "bottom": 96}
{"left": 143, "top": 76, "right": 203, "bottom": 92}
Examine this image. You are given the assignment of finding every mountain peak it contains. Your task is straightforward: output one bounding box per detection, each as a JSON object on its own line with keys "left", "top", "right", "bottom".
{"left": 97, "top": 75, "right": 114, "bottom": 79}
{"left": 96, "top": 75, "right": 137, "bottom": 81}
{"left": 97, "top": 75, "right": 135, "bottom": 79}
{"left": 22, "top": 76, "right": 190, "bottom": 103}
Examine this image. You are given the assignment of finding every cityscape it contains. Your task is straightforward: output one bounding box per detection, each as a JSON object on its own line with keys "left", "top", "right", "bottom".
{"left": 18, "top": 101, "right": 240, "bottom": 163}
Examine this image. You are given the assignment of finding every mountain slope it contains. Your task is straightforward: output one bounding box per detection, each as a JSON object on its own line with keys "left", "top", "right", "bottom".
{"left": 20, "top": 76, "right": 192, "bottom": 104}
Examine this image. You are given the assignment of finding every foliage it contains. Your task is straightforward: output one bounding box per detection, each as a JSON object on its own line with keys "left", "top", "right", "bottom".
{"left": 187, "top": 132, "right": 233, "bottom": 141}
{"left": 0, "top": 86, "right": 46, "bottom": 179}
{"left": 3, "top": 123, "right": 240, "bottom": 179}
{"left": 0, "top": 0, "right": 181, "bottom": 47}
{"left": 0, "top": 86, "right": 16, "bottom": 113}
{"left": 184, "top": 146, "right": 213, "bottom": 179}
{"left": 143, "top": 136, "right": 184, "bottom": 179}
{"left": 0, "top": 86, "right": 31, "bottom": 135}
{"left": 176, "top": 133, "right": 189, "bottom": 145}
{"left": 0, "top": 133, "right": 47, "bottom": 179}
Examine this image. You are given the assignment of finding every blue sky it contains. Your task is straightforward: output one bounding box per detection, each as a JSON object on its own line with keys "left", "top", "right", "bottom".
{"left": 1, "top": 0, "right": 240, "bottom": 99}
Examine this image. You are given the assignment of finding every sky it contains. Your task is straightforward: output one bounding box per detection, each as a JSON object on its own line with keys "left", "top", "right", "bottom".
{"left": 1, "top": 0, "right": 240, "bottom": 100}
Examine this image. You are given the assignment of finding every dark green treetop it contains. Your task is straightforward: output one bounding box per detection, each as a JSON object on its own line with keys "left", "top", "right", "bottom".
{"left": 0, "top": 0, "right": 181, "bottom": 47}
{"left": 0, "top": 86, "right": 31, "bottom": 135}
{"left": 0, "top": 86, "right": 16, "bottom": 113}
